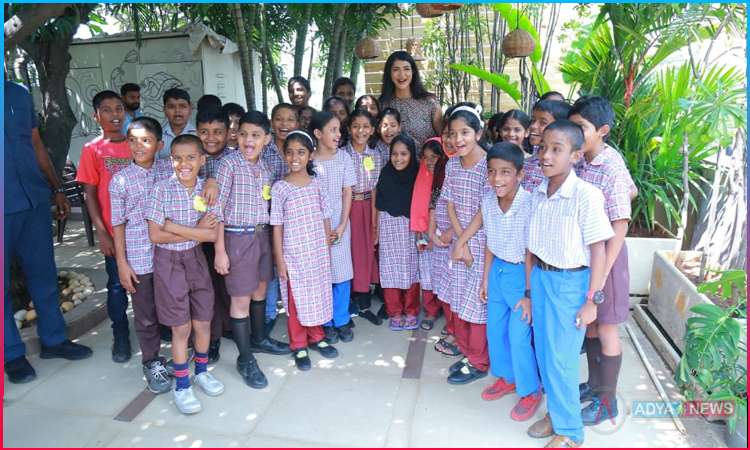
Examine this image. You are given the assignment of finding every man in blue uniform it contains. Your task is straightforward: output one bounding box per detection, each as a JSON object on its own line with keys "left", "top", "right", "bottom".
{"left": 5, "top": 80, "right": 93, "bottom": 383}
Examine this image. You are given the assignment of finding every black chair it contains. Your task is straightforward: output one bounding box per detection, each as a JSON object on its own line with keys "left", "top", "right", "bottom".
{"left": 56, "top": 160, "right": 95, "bottom": 246}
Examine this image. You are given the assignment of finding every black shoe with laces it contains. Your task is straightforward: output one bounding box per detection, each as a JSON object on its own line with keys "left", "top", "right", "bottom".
{"left": 237, "top": 356, "right": 268, "bottom": 389}
{"left": 40, "top": 339, "right": 93, "bottom": 361}
{"left": 208, "top": 339, "right": 221, "bottom": 364}
{"left": 5, "top": 356, "right": 37, "bottom": 384}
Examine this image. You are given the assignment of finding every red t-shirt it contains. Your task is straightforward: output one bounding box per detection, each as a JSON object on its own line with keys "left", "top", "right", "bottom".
{"left": 76, "top": 136, "right": 131, "bottom": 236}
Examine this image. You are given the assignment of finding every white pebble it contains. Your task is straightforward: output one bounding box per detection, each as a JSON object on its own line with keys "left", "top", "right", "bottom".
{"left": 61, "top": 301, "right": 74, "bottom": 312}
{"left": 59, "top": 271, "right": 69, "bottom": 277}
{"left": 73, "top": 286, "right": 85, "bottom": 293}
{"left": 72, "top": 293, "right": 83, "bottom": 301}
{"left": 13, "top": 310, "right": 27, "bottom": 321}
{"left": 62, "top": 287, "right": 72, "bottom": 296}
{"left": 73, "top": 299, "right": 82, "bottom": 306}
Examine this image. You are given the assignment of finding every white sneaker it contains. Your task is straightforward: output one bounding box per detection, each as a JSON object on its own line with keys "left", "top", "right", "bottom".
{"left": 194, "top": 371, "right": 225, "bottom": 396}
{"left": 173, "top": 386, "right": 202, "bottom": 414}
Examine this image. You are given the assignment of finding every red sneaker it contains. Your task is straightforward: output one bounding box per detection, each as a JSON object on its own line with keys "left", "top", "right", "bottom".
{"left": 481, "top": 378, "right": 516, "bottom": 401}
{"left": 511, "top": 391, "right": 543, "bottom": 422}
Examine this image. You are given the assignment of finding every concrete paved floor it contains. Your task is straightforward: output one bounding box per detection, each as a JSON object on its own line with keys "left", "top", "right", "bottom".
{"left": 3, "top": 222, "right": 727, "bottom": 447}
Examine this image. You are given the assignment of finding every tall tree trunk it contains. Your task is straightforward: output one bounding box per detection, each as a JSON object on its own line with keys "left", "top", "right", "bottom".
{"left": 19, "top": 5, "right": 94, "bottom": 175}
{"left": 232, "top": 3, "right": 255, "bottom": 110}
{"left": 293, "top": 4, "right": 312, "bottom": 77}
{"left": 323, "top": 4, "right": 348, "bottom": 98}
{"left": 349, "top": 55, "right": 361, "bottom": 91}
{"left": 307, "top": 34, "right": 315, "bottom": 82}
{"left": 4, "top": 3, "right": 71, "bottom": 47}
{"left": 259, "top": 5, "right": 284, "bottom": 104}
{"left": 334, "top": 27, "right": 348, "bottom": 81}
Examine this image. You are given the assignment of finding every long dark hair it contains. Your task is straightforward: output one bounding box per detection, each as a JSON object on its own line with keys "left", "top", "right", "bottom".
{"left": 379, "top": 51, "right": 432, "bottom": 105}
{"left": 422, "top": 139, "right": 447, "bottom": 193}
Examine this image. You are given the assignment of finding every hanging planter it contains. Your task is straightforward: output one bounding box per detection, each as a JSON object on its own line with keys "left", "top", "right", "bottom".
{"left": 433, "top": 3, "right": 463, "bottom": 11}
{"left": 416, "top": 4, "right": 444, "bottom": 18}
{"left": 405, "top": 38, "right": 426, "bottom": 61}
{"left": 356, "top": 36, "right": 381, "bottom": 60}
{"left": 501, "top": 28, "right": 536, "bottom": 58}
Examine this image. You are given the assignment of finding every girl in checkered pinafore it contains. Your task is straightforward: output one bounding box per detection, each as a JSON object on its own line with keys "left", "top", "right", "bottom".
{"left": 310, "top": 111, "right": 357, "bottom": 344}
{"left": 441, "top": 104, "right": 492, "bottom": 385}
{"left": 270, "top": 130, "right": 339, "bottom": 371}
{"left": 374, "top": 134, "right": 421, "bottom": 331}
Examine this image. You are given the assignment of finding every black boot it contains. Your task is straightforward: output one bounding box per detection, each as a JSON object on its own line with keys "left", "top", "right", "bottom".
{"left": 250, "top": 300, "right": 291, "bottom": 355}
{"left": 232, "top": 316, "right": 268, "bottom": 389}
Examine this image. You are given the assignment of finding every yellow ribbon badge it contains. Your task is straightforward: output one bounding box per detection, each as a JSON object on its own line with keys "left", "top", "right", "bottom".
{"left": 193, "top": 195, "right": 208, "bottom": 213}
{"left": 363, "top": 156, "right": 375, "bottom": 171}
{"left": 262, "top": 184, "right": 272, "bottom": 201}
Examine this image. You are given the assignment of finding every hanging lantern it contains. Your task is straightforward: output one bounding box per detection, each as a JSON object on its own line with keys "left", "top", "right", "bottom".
{"left": 416, "top": 4, "right": 443, "bottom": 18}
{"left": 356, "top": 36, "right": 381, "bottom": 60}
{"left": 501, "top": 29, "right": 536, "bottom": 58}
{"left": 405, "top": 38, "right": 426, "bottom": 61}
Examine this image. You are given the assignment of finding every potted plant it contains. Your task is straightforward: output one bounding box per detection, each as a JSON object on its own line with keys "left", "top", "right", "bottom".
{"left": 677, "top": 270, "right": 747, "bottom": 447}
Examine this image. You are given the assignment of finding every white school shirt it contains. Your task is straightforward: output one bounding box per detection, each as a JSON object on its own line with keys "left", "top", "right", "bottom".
{"left": 158, "top": 122, "right": 198, "bottom": 160}
{"left": 481, "top": 188, "right": 531, "bottom": 264}
{"left": 528, "top": 171, "right": 614, "bottom": 269}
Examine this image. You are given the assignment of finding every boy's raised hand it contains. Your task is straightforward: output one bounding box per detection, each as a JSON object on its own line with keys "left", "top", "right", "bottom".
{"left": 214, "top": 250, "right": 230, "bottom": 275}
{"left": 202, "top": 179, "right": 219, "bottom": 206}
{"left": 117, "top": 262, "right": 139, "bottom": 294}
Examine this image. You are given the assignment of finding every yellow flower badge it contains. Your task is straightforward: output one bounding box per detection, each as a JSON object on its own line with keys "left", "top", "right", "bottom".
{"left": 363, "top": 156, "right": 375, "bottom": 171}
{"left": 193, "top": 195, "right": 208, "bottom": 213}
{"left": 262, "top": 184, "right": 272, "bottom": 201}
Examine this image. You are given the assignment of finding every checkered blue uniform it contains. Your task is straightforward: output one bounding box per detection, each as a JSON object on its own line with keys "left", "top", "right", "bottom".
{"left": 431, "top": 192, "right": 451, "bottom": 302}
{"left": 216, "top": 151, "right": 271, "bottom": 226}
{"left": 481, "top": 189, "right": 531, "bottom": 264}
{"left": 109, "top": 159, "right": 173, "bottom": 275}
{"left": 262, "top": 140, "right": 289, "bottom": 185}
{"left": 377, "top": 211, "right": 419, "bottom": 289}
{"left": 146, "top": 176, "right": 223, "bottom": 251}
{"left": 270, "top": 179, "right": 333, "bottom": 326}
{"left": 441, "top": 156, "right": 490, "bottom": 324}
{"left": 343, "top": 143, "right": 385, "bottom": 194}
{"left": 313, "top": 150, "right": 356, "bottom": 283}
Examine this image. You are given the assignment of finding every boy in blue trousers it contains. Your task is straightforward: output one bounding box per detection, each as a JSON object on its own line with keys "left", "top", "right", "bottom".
{"left": 525, "top": 120, "right": 613, "bottom": 448}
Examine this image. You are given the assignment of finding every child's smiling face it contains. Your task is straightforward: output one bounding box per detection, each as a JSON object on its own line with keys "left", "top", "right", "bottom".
{"left": 94, "top": 98, "right": 125, "bottom": 134}
{"left": 238, "top": 122, "right": 271, "bottom": 162}
{"left": 171, "top": 142, "right": 205, "bottom": 185}
{"left": 272, "top": 107, "right": 299, "bottom": 142}
{"left": 528, "top": 109, "right": 555, "bottom": 146}
{"left": 379, "top": 114, "right": 401, "bottom": 145}
{"left": 315, "top": 118, "right": 342, "bottom": 150}
{"left": 488, "top": 157, "right": 522, "bottom": 199}
{"left": 568, "top": 113, "right": 607, "bottom": 156}
{"left": 390, "top": 141, "right": 411, "bottom": 171}
{"left": 284, "top": 139, "right": 311, "bottom": 174}
{"left": 539, "top": 129, "right": 581, "bottom": 178}
{"left": 500, "top": 117, "right": 528, "bottom": 148}
{"left": 421, "top": 147, "right": 440, "bottom": 174}
{"left": 349, "top": 116, "right": 374, "bottom": 148}
{"left": 197, "top": 120, "right": 228, "bottom": 155}
{"left": 448, "top": 117, "right": 481, "bottom": 158}
{"left": 127, "top": 127, "right": 162, "bottom": 166}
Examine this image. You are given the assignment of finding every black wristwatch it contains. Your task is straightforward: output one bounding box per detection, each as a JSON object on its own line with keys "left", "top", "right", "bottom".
{"left": 524, "top": 289, "right": 531, "bottom": 299}
{"left": 590, "top": 290, "right": 605, "bottom": 305}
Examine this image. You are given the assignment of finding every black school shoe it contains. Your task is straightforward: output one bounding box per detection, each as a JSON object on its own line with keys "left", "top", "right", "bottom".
{"left": 309, "top": 340, "right": 339, "bottom": 359}
{"left": 208, "top": 339, "right": 221, "bottom": 364}
{"left": 237, "top": 356, "right": 268, "bottom": 389}
{"left": 447, "top": 361, "right": 487, "bottom": 385}
{"left": 323, "top": 326, "right": 339, "bottom": 344}
{"left": 581, "top": 395, "right": 619, "bottom": 426}
{"left": 293, "top": 349, "right": 312, "bottom": 371}
{"left": 376, "top": 303, "right": 389, "bottom": 321}
{"left": 111, "top": 334, "right": 132, "bottom": 363}
{"left": 40, "top": 339, "right": 93, "bottom": 361}
{"left": 449, "top": 357, "right": 470, "bottom": 374}
{"left": 5, "top": 356, "right": 37, "bottom": 384}
{"left": 337, "top": 324, "right": 354, "bottom": 343}
{"left": 251, "top": 337, "right": 292, "bottom": 355}
{"left": 358, "top": 310, "right": 383, "bottom": 326}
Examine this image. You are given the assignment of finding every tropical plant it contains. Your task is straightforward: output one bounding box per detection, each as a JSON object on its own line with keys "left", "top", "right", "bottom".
{"left": 677, "top": 269, "right": 747, "bottom": 434}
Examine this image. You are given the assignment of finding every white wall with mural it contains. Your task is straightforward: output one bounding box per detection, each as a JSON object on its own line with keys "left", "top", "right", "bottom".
{"left": 54, "top": 26, "right": 260, "bottom": 164}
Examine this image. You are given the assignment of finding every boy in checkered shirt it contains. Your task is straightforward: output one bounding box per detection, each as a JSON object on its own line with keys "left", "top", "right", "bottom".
{"left": 451, "top": 142, "right": 541, "bottom": 422}
{"left": 521, "top": 100, "right": 572, "bottom": 192}
{"left": 525, "top": 120, "right": 613, "bottom": 448}
{"left": 110, "top": 117, "right": 173, "bottom": 394}
{"left": 569, "top": 96, "right": 635, "bottom": 426}
{"left": 146, "top": 134, "right": 225, "bottom": 415}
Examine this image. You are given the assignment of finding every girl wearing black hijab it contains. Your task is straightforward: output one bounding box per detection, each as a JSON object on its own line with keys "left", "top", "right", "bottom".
{"left": 373, "top": 134, "right": 422, "bottom": 331}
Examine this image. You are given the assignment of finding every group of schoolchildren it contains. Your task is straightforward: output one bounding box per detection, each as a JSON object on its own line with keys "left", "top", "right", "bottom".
{"left": 77, "top": 78, "right": 634, "bottom": 447}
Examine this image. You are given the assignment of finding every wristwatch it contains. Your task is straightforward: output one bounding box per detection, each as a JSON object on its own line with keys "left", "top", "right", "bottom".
{"left": 53, "top": 186, "right": 65, "bottom": 195}
{"left": 589, "top": 290, "right": 605, "bottom": 305}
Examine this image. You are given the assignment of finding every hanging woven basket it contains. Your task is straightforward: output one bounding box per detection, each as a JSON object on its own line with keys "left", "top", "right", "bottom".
{"left": 356, "top": 36, "right": 381, "bottom": 60}
{"left": 416, "top": 4, "right": 444, "bottom": 18}
{"left": 501, "top": 28, "right": 536, "bottom": 58}
{"left": 433, "top": 3, "right": 463, "bottom": 11}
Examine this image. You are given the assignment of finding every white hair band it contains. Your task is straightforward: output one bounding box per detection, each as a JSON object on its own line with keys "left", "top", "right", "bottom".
{"left": 287, "top": 130, "right": 315, "bottom": 147}
{"left": 450, "top": 105, "right": 482, "bottom": 122}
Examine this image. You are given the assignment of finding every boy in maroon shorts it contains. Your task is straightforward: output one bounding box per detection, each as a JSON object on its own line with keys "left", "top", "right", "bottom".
{"left": 215, "top": 111, "right": 290, "bottom": 390}
{"left": 146, "top": 134, "right": 224, "bottom": 415}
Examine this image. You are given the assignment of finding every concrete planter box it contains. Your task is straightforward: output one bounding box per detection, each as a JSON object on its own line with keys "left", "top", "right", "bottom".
{"left": 625, "top": 236, "right": 680, "bottom": 295}
{"left": 647, "top": 250, "right": 711, "bottom": 352}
